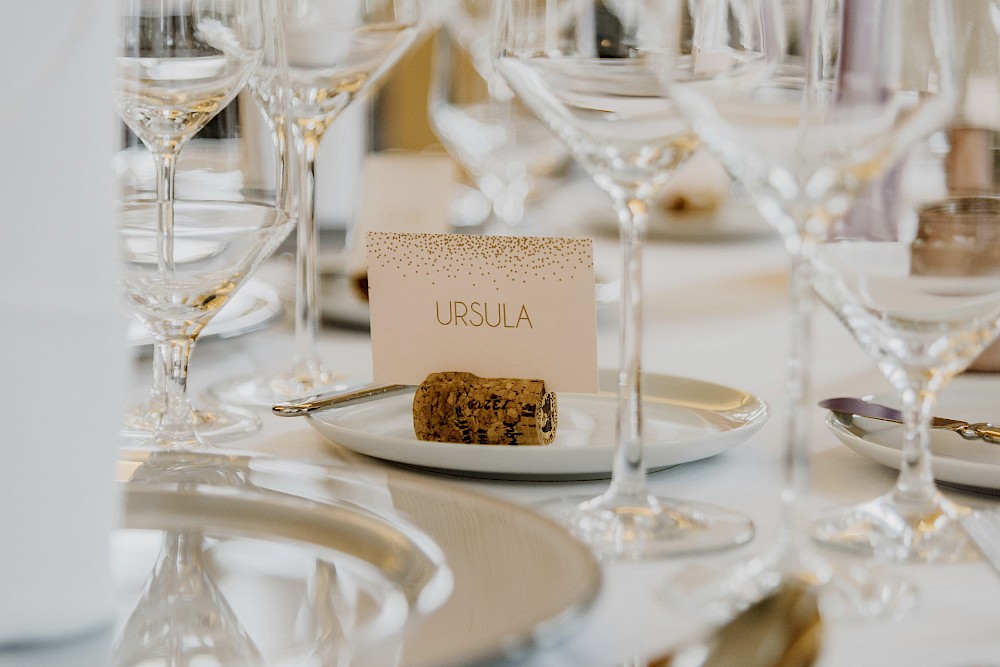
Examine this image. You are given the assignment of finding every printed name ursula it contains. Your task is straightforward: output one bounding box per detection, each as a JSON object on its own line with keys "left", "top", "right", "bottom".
{"left": 435, "top": 300, "right": 533, "bottom": 328}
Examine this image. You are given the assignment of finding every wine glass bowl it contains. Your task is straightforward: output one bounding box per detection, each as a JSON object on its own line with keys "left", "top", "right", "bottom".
{"left": 117, "top": 2, "right": 265, "bottom": 152}
{"left": 494, "top": 0, "right": 754, "bottom": 560}
{"left": 497, "top": 56, "right": 698, "bottom": 201}
{"left": 118, "top": 199, "right": 288, "bottom": 336}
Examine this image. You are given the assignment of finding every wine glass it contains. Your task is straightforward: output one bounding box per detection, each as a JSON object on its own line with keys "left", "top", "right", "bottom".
{"left": 117, "top": 0, "right": 270, "bottom": 442}
{"left": 661, "top": 0, "right": 956, "bottom": 611}
{"left": 115, "top": 529, "right": 264, "bottom": 667}
{"left": 429, "top": 0, "right": 567, "bottom": 234}
{"left": 117, "top": 106, "right": 264, "bottom": 443}
{"left": 209, "top": 0, "right": 426, "bottom": 407}
{"left": 494, "top": 0, "right": 755, "bottom": 560}
{"left": 808, "top": 0, "right": 999, "bottom": 563}
{"left": 116, "top": 0, "right": 296, "bottom": 449}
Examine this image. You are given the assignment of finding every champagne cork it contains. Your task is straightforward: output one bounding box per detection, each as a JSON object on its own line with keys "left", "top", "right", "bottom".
{"left": 412, "top": 372, "right": 557, "bottom": 445}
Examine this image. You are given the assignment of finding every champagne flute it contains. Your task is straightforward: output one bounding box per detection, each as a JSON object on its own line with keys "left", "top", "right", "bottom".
{"left": 662, "top": 0, "right": 955, "bottom": 611}
{"left": 116, "top": 0, "right": 296, "bottom": 449}
{"left": 429, "top": 0, "right": 567, "bottom": 233}
{"left": 495, "top": 0, "right": 755, "bottom": 560}
{"left": 809, "top": 0, "right": 999, "bottom": 562}
{"left": 209, "top": 0, "right": 426, "bottom": 407}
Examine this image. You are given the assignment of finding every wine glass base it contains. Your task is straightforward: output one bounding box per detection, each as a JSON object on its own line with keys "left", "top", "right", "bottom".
{"left": 537, "top": 492, "right": 754, "bottom": 561}
{"left": 121, "top": 404, "right": 262, "bottom": 442}
{"left": 809, "top": 490, "right": 978, "bottom": 564}
{"left": 208, "top": 370, "right": 355, "bottom": 409}
{"left": 663, "top": 543, "right": 917, "bottom": 622}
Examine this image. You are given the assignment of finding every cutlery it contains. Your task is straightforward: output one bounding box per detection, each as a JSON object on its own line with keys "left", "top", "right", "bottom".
{"left": 647, "top": 579, "right": 822, "bottom": 667}
{"left": 272, "top": 383, "right": 411, "bottom": 417}
{"left": 819, "top": 397, "right": 1000, "bottom": 444}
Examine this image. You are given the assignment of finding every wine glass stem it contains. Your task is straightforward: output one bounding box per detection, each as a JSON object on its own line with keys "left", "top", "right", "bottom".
{"left": 776, "top": 244, "right": 814, "bottom": 557}
{"left": 607, "top": 197, "right": 648, "bottom": 500}
{"left": 147, "top": 343, "right": 168, "bottom": 413}
{"left": 154, "top": 150, "right": 178, "bottom": 273}
{"left": 292, "top": 130, "right": 324, "bottom": 375}
{"left": 894, "top": 387, "right": 938, "bottom": 503}
{"left": 154, "top": 337, "right": 199, "bottom": 449}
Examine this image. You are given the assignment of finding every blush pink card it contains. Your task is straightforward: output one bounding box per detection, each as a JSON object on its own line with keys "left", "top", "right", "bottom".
{"left": 367, "top": 232, "right": 599, "bottom": 393}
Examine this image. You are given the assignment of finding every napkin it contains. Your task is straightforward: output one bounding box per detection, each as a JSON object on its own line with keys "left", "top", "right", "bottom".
{"left": 0, "top": 0, "right": 123, "bottom": 654}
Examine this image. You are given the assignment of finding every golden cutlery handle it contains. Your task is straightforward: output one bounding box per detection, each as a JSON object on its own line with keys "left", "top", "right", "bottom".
{"left": 961, "top": 423, "right": 1000, "bottom": 444}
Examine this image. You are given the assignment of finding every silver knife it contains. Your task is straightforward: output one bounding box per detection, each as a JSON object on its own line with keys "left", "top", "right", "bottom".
{"left": 819, "top": 397, "right": 1000, "bottom": 444}
{"left": 272, "top": 383, "right": 412, "bottom": 417}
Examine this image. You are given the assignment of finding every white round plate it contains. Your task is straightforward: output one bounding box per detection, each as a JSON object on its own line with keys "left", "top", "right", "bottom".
{"left": 127, "top": 277, "right": 283, "bottom": 346}
{"left": 825, "top": 373, "right": 1000, "bottom": 492}
{"left": 308, "top": 371, "right": 768, "bottom": 480}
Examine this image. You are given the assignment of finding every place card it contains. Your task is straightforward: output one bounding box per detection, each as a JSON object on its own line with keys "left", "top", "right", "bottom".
{"left": 367, "top": 232, "right": 599, "bottom": 393}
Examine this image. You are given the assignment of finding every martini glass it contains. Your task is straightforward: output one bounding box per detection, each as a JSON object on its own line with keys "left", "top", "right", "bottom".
{"left": 808, "top": 0, "right": 1000, "bottom": 563}
{"left": 495, "top": 0, "right": 754, "bottom": 560}
{"left": 661, "top": 0, "right": 956, "bottom": 613}
{"left": 209, "top": 0, "right": 426, "bottom": 407}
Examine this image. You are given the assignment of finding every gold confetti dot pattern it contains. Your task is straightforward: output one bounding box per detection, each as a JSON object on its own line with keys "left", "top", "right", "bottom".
{"left": 366, "top": 232, "right": 594, "bottom": 290}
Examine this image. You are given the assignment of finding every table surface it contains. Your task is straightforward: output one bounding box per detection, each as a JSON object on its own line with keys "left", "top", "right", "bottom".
{"left": 124, "top": 178, "right": 1000, "bottom": 667}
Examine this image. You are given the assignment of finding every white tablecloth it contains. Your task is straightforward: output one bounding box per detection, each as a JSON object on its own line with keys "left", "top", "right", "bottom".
{"left": 122, "top": 180, "right": 1000, "bottom": 667}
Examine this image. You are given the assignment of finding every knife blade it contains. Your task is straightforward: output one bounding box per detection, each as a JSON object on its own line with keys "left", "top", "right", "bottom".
{"left": 819, "top": 397, "right": 1000, "bottom": 444}
{"left": 272, "top": 383, "right": 412, "bottom": 417}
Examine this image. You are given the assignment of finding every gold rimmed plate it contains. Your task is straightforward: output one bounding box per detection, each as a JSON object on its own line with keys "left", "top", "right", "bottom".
{"left": 115, "top": 450, "right": 601, "bottom": 666}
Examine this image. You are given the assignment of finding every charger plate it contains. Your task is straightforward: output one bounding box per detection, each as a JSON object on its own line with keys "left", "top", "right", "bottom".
{"left": 308, "top": 370, "right": 768, "bottom": 481}
{"left": 115, "top": 449, "right": 600, "bottom": 666}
